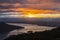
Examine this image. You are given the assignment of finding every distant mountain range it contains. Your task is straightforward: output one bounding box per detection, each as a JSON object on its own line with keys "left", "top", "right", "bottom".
{"left": 0, "top": 18, "right": 60, "bottom": 27}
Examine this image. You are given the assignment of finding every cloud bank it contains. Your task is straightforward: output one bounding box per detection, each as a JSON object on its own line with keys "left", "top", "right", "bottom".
{"left": 0, "top": 0, "right": 60, "bottom": 11}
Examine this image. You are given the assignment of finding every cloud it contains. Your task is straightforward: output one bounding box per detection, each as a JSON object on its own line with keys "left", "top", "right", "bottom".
{"left": 22, "top": 3, "right": 60, "bottom": 10}
{"left": 0, "top": 0, "right": 60, "bottom": 3}
{"left": 23, "top": 0, "right": 41, "bottom": 4}
{"left": 0, "top": 0, "right": 60, "bottom": 11}
{"left": 0, "top": 3, "right": 23, "bottom": 9}
{"left": 52, "top": 0, "right": 60, "bottom": 3}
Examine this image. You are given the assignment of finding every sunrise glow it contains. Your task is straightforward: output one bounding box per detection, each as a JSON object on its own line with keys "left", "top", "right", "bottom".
{"left": 0, "top": 8, "right": 60, "bottom": 18}
{"left": 17, "top": 8, "right": 60, "bottom": 18}
{"left": 26, "top": 13, "right": 35, "bottom": 18}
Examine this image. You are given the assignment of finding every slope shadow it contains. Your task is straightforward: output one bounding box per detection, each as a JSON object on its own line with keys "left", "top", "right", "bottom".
{"left": 0, "top": 22, "right": 24, "bottom": 34}
{"left": 5, "top": 27, "right": 60, "bottom": 40}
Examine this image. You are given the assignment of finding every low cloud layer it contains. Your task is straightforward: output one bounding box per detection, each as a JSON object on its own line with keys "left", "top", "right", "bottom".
{"left": 0, "top": 0, "right": 60, "bottom": 11}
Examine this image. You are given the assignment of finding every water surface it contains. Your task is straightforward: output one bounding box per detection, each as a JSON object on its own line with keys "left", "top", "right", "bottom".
{"left": 7, "top": 23, "right": 56, "bottom": 35}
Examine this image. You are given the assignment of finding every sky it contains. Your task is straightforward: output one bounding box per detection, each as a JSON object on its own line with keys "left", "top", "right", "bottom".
{"left": 0, "top": 0, "right": 60, "bottom": 18}
{"left": 0, "top": 0, "right": 60, "bottom": 12}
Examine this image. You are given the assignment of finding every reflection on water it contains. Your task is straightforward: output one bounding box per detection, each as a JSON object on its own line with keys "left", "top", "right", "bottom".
{"left": 7, "top": 23, "right": 56, "bottom": 35}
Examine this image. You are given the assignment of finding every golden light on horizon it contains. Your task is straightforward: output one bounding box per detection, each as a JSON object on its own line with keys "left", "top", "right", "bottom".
{"left": 26, "top": 13, "right": 35, "bottom": 18}
{"left": 22, "top": 13, "right": 60, "bottom": 18}
{"left": 18, "top": 8, "right": 60, "bottom": 18}
{"left": 5, "top": 8, "right": 60, "bottom": 18}
{"left": 23, "top": 13, "right": 39, "bottom": 18}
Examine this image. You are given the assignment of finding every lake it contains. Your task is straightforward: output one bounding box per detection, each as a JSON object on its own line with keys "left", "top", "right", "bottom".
{"left": 0, "top": 23, "right": 56, "bottom": 40}
{"left": 7, "top": 23, "right": 56, "bottom": 35}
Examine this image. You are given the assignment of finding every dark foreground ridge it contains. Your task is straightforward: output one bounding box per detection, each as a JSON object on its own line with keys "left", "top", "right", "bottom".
{"left": 5, "top": 27, "right": 60, "bottom": 40}
{"left": 0, "top": 22, "right": 24, "bottom": 34}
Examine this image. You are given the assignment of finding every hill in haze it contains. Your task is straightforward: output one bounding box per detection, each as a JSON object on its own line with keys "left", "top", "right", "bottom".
{"left": 5, "top": 27, "right": 60, "bottom": 40}
{"left": 0, "top": 22, "right": 24, "bottom": 34}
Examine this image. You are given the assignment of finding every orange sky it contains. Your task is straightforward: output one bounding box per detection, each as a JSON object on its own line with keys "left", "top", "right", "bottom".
{"left": 9, "top": 8, "right": 60, "bottom": 14}
{"left": 0, "top": 0, "right": 60, "bottom": 18}
{"left": 0, "top": 8, "right": 60, "bottom": 18}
